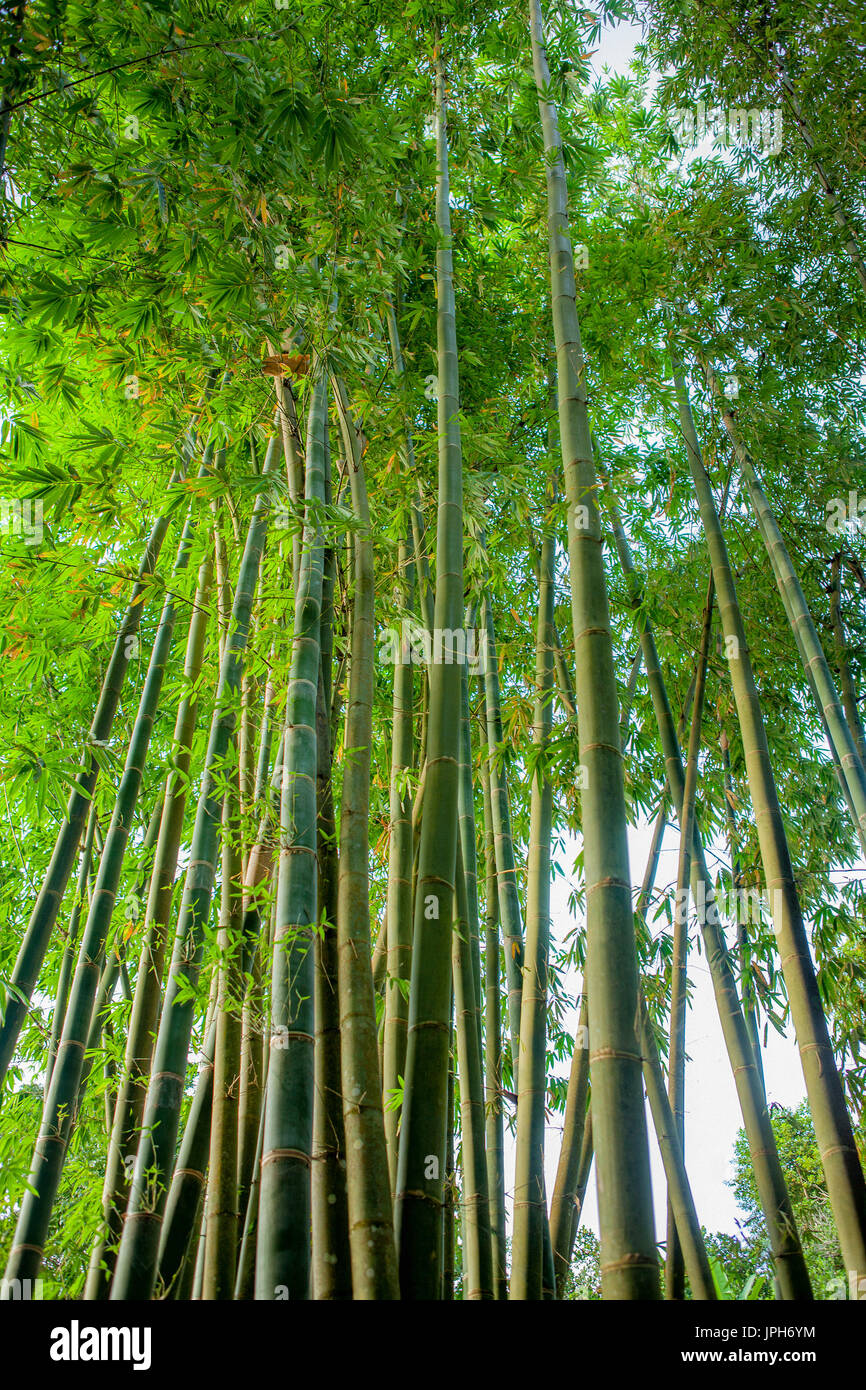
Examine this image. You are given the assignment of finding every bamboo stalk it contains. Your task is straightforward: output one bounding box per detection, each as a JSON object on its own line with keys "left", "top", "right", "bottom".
{"left": 86, "top": 549, "right": 214, "bottom": 1298}
{"left": 705, "top": 365, "right": 866, "bottom": 854}
{"left": 44, "top": 801, "right": 99, "bottom": 1092}
{"left": 234, "top": 1076, "right": 266, "bottom": 1301}
{"left": 0, "top": 505, "right": 175, "bottom": 1088}
{"left": 529, "top": 0, "right": 658, "bottom": 1298}
{"left": 236, "top": 941, "right": 264, "bottom": 1246}
{"left": 480, "top": 750, "right": 507, "bottom": 1298}
{"left": 312, "top": 662, "right": 352, "bottom": 1299}
{"left": 275, "top": 374, "right": 304, "bottom": 590}
{"left": 627, "top": 799, "right": 717, "bottom": 1301}
{"left": 550, "top": 993, "right": 590, "bottom": 1296}
{"left": 719, "top": 714, "right": 765, "bottom": 1090}
{"left": 333, "top": 376, "right": 399, "bottom": 1299}
{"left": 394, "top": 50, "right": 465, "bottom": 1300}
{"left": 5, "top": 505, "right": 198, "bottom": 1288}
{"left": 255, "top": 379, "right": 327, "bottom": 1301}
{"left": 157, "top": 914, "right": 261, "bottom": 1299}
{"left": 607, "top": 471, "right": 813, "bottom": 1299}
{"left": 829, "top": 553, "right": 866, "bottom": 770}
{"left": 671, "top": 343, "right": 866, "bottom": 1288}
{"left": 511, "top": 528, "right": 555, "bottom": 1300}
{"left": 202, "top": 780, "right": 244, "bottom": 1300}
{"left": 385, "top": 293, "right": 435, "bottom": 638}
{"left": 191, "top": 1198, "right": 208, "bottom": 1301}
{"left": 639, "top": 995, "right": 716, "bottom": 1302}
{"left": 311, "top": 441, "right": 352, "bottom": 1301}
{"left": 666, "top": 575, "right": 714, "bottom": 1299}
{"left": 383, "top": 523, "right": 415, "bottom": 1189}
{"left": 236, "top": 619, "right": 283, "bottom": 1238}
{"left": 457, "top": 655, "right": 485, "bottom": 1063}
{"left": 452, "top": 837, "right": 494, "bottom": 1299}
{"left": 235, "top": 990, "right": 269, "bottom": 1300}
{"left": 109, "top": 435, "right": 280, "bottom": 1301}
{"left": 572, "top": 1112, "right": 593, "bottom": 1237}
{"left": 481, "top": 592, "right": 525, "bottom": 1060}
{"left": 442, "top": 1019, "right": 455, "bottom": 1302}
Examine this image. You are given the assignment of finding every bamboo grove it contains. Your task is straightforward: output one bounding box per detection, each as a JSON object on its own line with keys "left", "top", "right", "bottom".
{"left": 0, "top": 0, "right": 865, "bottom": 1302}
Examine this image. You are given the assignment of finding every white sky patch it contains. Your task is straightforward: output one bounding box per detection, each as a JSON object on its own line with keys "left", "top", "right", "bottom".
{"left": 554, "top": 821, "right": 808, "bottom": 1241}
{"left": 589, "top": 15, "right": 646, "bottom": 83}
{"left": 499, "top": 816, "right": 813, "bottom": 1245}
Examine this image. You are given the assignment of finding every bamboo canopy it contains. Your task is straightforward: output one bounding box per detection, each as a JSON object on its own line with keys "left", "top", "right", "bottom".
{"left": 0, "top": 0, "right": 865, "bottom": 1306}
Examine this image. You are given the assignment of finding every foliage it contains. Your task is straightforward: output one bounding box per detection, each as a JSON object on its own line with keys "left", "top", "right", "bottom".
{"left": 0, "top": 0, "right": 864, "bottom": 1301}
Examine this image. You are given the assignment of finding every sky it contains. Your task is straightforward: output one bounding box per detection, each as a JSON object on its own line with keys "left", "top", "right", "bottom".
{"left": 589, "top": 12, "right": 647, "bottom": 82}
{"left": 540, "top": 823, "right": 810, "bottom": 1243}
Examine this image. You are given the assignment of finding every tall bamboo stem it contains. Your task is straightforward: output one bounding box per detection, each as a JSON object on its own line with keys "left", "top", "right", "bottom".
{"left": 511, "top": 529, "right": 555, "bottom": 1300}
{"left": 480, "top": 751, "right": 507, "bottom": 1298}
{"left": 671, "top": 345, "right": 866, "bottom": 1286}
{"left": 0, "top": 506, "right": 174, "bottom": 1088}
{"left": 607, "top": 472, "right": 813, "bottom": 1299}
{"left": 255, "top": 379, "right": 327, "bottom": 1301}
{"left": 86, "top": 549, "right": 214, "bottom": 1298}
{"left": 830, "top": 553, "right": 866, "bottom": 770}
{"left": 333, "top": 378, "right": 399, "bottom": 1298}
{"left": 395, "top": 51, "right": 465, "bottom": 1299}
{"left": 383, "top": 524, "right": 415, "bottom": 1188}
{"left": 705, "top": 366, "right": 866, "bottom": 854}
{"left": 311, "top": 434, "right": 352, "bottom": 1301}
{"left": 452, "top": 842, "right": 494, "bottom": 1299}
{"left": 109, "top": 436, "right": 279, "bottom": 1300}
{"left": 202, "top": 779, "right": 244, "bottom": 1300}
{"left": 666, "top": 576, "right": 714, "bottom": 1299}
{"left": 5, "top": 506, "right": 197, "bottom": 1287}
{"left": 529, "top": 0, "right": 658, "bottom": 1297}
